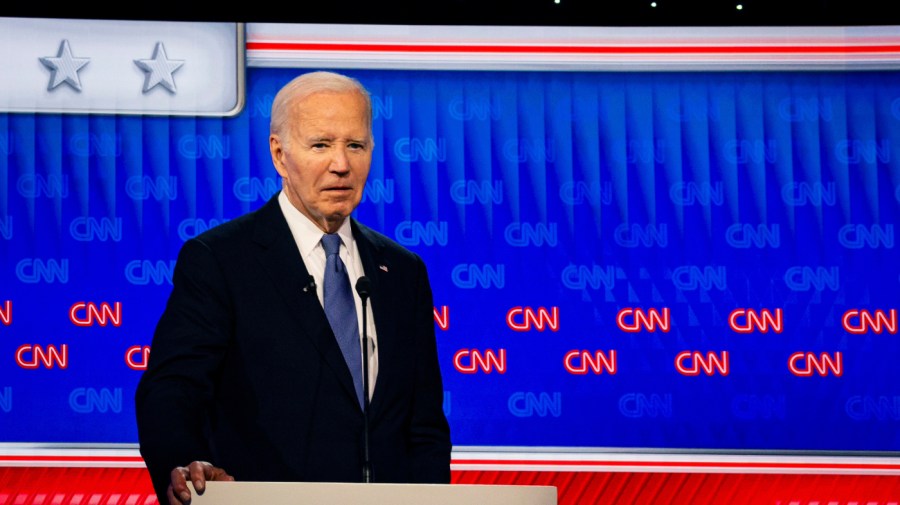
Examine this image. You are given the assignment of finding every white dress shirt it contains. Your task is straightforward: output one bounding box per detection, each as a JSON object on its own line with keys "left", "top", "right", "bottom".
{"left": 278, "top": 190, "right": 378, "bottom": 400}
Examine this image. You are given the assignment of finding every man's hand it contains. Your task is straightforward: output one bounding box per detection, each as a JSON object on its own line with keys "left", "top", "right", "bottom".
{"left": 166, "top": 461, "right": 234, "bottom": 505}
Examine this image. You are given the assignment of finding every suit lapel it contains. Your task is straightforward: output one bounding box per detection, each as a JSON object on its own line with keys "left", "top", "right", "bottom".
{"left": 252, "top": 196, "right": 361, "bottom": 407}
{"left": 352, "top": 219, "right": 397, "bottom": 420}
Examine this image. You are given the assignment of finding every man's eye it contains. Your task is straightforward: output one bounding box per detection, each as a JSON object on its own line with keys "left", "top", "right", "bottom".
{"left": 349, "top": 143, "right": 366, "bottom": 150}
{"left": 311, "top": 143, "right": 328, "bottom": 149}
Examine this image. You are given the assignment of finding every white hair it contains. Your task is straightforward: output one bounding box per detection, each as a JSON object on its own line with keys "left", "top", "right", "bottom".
{"left": 269, "top": 71, "right": 373, "bottom": 145}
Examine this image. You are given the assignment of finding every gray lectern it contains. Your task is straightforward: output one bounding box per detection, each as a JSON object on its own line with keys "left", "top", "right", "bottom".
{"left": 190, "top": 481, "right": 557, "bottom": 505}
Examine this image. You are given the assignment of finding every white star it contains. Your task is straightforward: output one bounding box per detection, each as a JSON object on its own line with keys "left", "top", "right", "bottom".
{"left": 134, "top": 42, "right": 184, "bottom": 94}
{"left": 40, "top": 40, "right": 90, "bottom": 92}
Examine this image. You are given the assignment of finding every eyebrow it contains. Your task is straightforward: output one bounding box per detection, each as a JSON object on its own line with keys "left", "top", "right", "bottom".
{"left": 305, "top": 136, "right": 368, "bottom": 144}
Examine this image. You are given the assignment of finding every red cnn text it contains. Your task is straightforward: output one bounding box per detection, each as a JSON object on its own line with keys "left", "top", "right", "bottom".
{"left": 69, "top": 302, "right": 122, "bottom": 327}
{"left": 0, "top": 300, "right": 10, "bottom": 326}
{"left": 617, "top": 308, "right": 670, "bottom": 332}
{"left": 564, "top": 350, "right": 617, "bottom": 375}
{"left": 842, "top": 309, "right": 898, "bottom": 334}
{"left": 125, "top": 346, "right": 151, "bottom": 370}
{"left": 507, "top": 306, "right": 559, "bottom": 331}
{"left": 433, "top": 306, "right": 449, "bottom": 331}
{"left": 728, "top": 308, "right": 783, "bottom": 333}
{"left": 789, "top": 352, "right": 843, "bottom": 377}
{"left": 675, "top": 351, "right": 729, "bottom": 376}
{"left": 16, "top": 344, "right": 68, "bottom": 369}
{"left": 453, "top": 349, "right": 506, "bottom": 374}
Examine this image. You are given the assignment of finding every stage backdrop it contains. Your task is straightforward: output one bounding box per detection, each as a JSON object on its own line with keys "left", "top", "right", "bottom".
{"left": 2, "top": 64, "right": 899, "bottom": 452}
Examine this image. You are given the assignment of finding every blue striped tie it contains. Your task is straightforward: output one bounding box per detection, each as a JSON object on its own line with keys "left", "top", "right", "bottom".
{"left": 321, "top": 234, "right": 363, "bottom": 408}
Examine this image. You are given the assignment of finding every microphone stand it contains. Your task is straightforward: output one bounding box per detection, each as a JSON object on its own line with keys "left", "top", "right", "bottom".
{"left": 356, "top": 277, "right": 373, "bottom": 483}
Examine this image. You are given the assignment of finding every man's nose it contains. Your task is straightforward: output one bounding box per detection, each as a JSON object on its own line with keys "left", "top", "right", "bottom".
{"left": 330, "top": 147, "right": 351, "bottom": 173}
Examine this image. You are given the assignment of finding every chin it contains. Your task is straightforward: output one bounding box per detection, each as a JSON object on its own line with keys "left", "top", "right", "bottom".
{"left": 324, "top": 210, "right": 353, "bottom": 222}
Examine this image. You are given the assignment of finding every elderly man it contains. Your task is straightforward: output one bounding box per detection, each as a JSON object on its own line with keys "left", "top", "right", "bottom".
{"left": 135, "top": 71, "right": 451, "bottom": 505}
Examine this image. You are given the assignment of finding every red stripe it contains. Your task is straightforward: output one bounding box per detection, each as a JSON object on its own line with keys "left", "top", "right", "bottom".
{"left": 2, "top": 455, "right": 898, "bottom": 472}
{"left": 246, "top": 41, "right": 900, "bottom": 55}
{"left": 3, "top": 467, "right": 899, "bottom": 505}
{"left": 0, "top": 455, "right": 145, "bottom": 462}
{"left": 452, "top": 459, "right": 900, "bottom": 470}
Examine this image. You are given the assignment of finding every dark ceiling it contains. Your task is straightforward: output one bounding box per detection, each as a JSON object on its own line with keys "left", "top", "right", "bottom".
{"left": 1, "top": 0, "right": 897, "bottom": 27}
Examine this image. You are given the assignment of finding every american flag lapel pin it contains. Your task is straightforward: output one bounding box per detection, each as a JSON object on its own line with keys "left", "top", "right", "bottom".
{"left": 379, "top": 264, "right": 389, "bottom": 272}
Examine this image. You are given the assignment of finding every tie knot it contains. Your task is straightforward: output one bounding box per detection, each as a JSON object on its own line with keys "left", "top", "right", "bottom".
{"left": 321, "top": 234, "right": 342, "bottom": 256}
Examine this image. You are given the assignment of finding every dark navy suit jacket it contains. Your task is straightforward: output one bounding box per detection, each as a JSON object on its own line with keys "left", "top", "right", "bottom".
{"left": 135, "top": 194, "right": 451, "bottom": 501}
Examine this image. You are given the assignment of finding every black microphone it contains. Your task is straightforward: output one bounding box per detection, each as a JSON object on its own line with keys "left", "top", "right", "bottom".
{"left": 355, "top": 276, "right": 372, "bottom": 299}
{"left": 302, "top": 275, "right": 316, "bottom": 293}
{"left": 355, "top": 276, "right": 373, "bottom": 483}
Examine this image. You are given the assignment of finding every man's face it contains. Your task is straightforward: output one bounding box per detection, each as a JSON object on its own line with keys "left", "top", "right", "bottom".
{"left": 270, "top": 91, "right": 372, "bottom": 234}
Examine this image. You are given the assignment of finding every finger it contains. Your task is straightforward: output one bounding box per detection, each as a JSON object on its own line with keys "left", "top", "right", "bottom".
{"left": 167, "top": 483, "right": 188, "bottom": 505}
{"left": 170, "top": 467, "right": 192, "bottom": 504}
{"left": 210, "top": 466, "right": 235, "bottom": 481}
{"left": 188, "top": 461, "right": 210, "bottom": 493}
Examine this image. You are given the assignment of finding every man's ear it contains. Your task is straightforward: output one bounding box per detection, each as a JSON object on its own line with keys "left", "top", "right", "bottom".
{"left": 269, "top": 134, "right": 287, "bottom": 177}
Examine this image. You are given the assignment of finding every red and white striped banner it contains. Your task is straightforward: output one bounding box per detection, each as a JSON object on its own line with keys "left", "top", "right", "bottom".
{"left": 246, "top": 24, "right": 900, "bottom": 70}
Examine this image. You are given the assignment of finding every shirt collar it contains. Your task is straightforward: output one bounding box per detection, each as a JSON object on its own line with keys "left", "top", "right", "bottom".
{"left": 278, "top": 190, "right": 354, "bottom": 259}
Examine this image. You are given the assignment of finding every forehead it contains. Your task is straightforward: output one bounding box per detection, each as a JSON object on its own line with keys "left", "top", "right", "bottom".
{"left": 291, "top": 91, "right": 370, "bottom": 136}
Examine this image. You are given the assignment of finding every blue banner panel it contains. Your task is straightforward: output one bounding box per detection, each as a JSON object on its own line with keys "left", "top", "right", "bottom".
{"left": 1, "top": 68, "right": 898, "bottom": 451}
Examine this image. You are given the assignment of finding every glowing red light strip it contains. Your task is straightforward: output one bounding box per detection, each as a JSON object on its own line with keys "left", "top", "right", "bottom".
{"left": 0, "top": 455, "right": 145, "bottom": 462}
{"left": 452, "top": 459, "right": 900, "bottom": 471}
{"left": 247, "top": 41, "right": 900, "bottom": 55}
{"left": 2, "top": 455, "right": 898, "bottom": 472}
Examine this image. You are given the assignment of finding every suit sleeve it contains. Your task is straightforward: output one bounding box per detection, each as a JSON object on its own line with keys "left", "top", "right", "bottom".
{"left": 409, "top": 255, "right": 453, "bottom": 483}
{"left": 134, "top": 238, "right": 234, "bottom": 499}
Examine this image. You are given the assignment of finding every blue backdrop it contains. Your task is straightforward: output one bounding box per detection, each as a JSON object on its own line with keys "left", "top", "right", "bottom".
{"left": 1, "top": 68, "right": 898, "bottom": 452}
